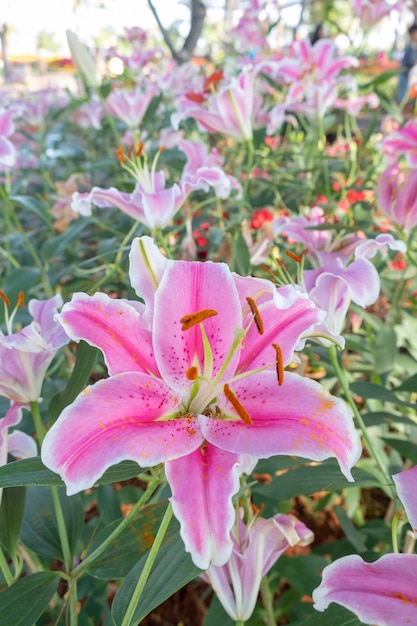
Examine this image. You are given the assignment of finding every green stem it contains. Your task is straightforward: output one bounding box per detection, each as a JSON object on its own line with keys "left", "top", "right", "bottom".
{"left": 392, "top": 514, "right": 399, "bottom": 554}
{"left": 0, "top": 543, "right": 14, "bottom": 586}
{"left": 328, "top": 346, "right": 393, "bottom": 493}
{"left": 235, "top": 621, "right": 245, "bottom": 626}
{"left": 260, "top": 576, "right": 276, "bottom": 626}
{"left": 120, "top": 502, "right": 173, "bottom": 626}
{"left": 243, "top": 139, "right": 255, "bottom": 202}
{"left": 72, "top": 473, "right": 161, "bottom": 578}
{"left": 30, "top": 402, "right": 73, "bottom": 573}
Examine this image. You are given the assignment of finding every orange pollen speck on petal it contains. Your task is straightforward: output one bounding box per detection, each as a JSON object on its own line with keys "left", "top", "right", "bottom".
{"left": 272, "top": 343, "right": 284, "bottom": 386}
{"left": 246, "top": 296, "right": 264, "bottom": 335}
{"left": 0, "top": 290, "right": 11, "bottom": 306}
{"left": 223, "top": 383, "right": 252, "bottom": 425}
{"left": 286, "top": 250, "right": 302, "bottom": 263}
{"left": 186, "top": 366, "right": 198, "bottom": 380}
{"left": 180, "top": 309, "right": 218, "bottom": 331}
{"left": 17, "top": 291, "right": 25, "bottom": 307}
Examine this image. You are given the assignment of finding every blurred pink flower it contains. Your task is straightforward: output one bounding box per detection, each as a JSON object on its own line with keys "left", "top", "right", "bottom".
{"left": 351, "top": 0, "right": 407, "bottom": 30}
{"left": 377, "top": 162, "right": 417, "bottom": 233}
{"left": 0, "top": 294, "right": 69, "bottom": 404}
{"left": 202, "top": 510, "right": 313, "bottom": 620}
{"left": 0, "top": 108, "right": 17, "bottom": 168}
{"left": 41, "top": 236, "right": 360, "bottom": 569}
{"left": 313, "top": 553, "right": 417, "bottom": 625}
{"left": 106, "top": 82, "right": 159, "bottom": 128}
{"left": 382, "top": 120, "right": 417, "bottom": 168}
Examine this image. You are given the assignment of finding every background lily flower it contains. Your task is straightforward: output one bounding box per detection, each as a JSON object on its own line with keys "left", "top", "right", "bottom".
{"left": 172, "top": 66, "right": 259, "bottom": 142}
{"left": 0, "top": 108, "right": 17, "bottom": 169}
{"left": 381, "top": 120, "right": 417, "bottom": 169}
{"left": 377, "top": 163, "right": 417, "bottom": 234}
{"left": 202, "top": 510, "right": 313, "bottom": 621}
{"left": 106, "top": 82, "right": 159, "bottom": 129}
{"left": 0, "top": 294, "right": 69, "bottom": 404}
{"left": 393, "top": 465, "right": 417, "bottom": 536}
{"left": 312, "top": 553, "right": 417, "bottom": 626}
{"left": 41, "top": 236, "right": 361, "bottom": 570}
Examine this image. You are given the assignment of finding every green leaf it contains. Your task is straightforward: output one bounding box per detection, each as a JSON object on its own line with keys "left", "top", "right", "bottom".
{"left": 350, "top": 381, "right": 416, "bottom": 408}
{"left": 394, "top": 373, "right": 417, "bottom": 393}
{"left": 334, "top": 505, "right": 367, "bottom": 552}
{"left": 89, "top": 502, "right": 171, "bottom": 579}
{"left": 252, "top": 459, "right": 377, "bottom": 513}
{"left": 11, "top": 195, "right": 52, "bottom": 227}
{"left": 48, "top": 340, "right": 98, "bottom": 423}
{"left": 0, "top": 486, "right": 26, "bottom": 557}
{"left": 0, "top": 457, "right": 141, "bottom": 488}
{"left": 383, "top": 437, "right": 417, "bottom": 464}
{"left": 0, "top": 572, "right": 59, "bottom": 626}
{"left": 41, "top": 218, "right": 92, "bottom": 260}
{"left": 204, "top": 595, "right": 234, "bottom": 626}
{"left": 374, "top": 327, "right": 397, "bottom": 376}
{"left": 231, "top": 229, "right": 251, "bottom": 276}
{"left": 111, "top": 517, "right": 201, "bottom": 625}
{"left": 21, "top": 486, "right": 84, "bottom": 560}
{"left": 295, "top": 604, "right": 363, "bottom": 625}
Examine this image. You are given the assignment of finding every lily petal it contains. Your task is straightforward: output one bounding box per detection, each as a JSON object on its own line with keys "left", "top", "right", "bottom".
{"left": 153, "top": 260, "right": 242, "bottom": 393}
{"left": 202, "top": 371, "right": 361, "bottom": 481}
{"left": 41, "top": 372, "right": 203, "bottom": 495}
{"left": 57, "top": 292, "right": 160, "bottom": 376}
{"left": 392, "top": 465, "right": 417, "bottom": 536}
{"left": 312, "top": 553, "right": 417, "bottom": 626}
{"left": 166, "top": 444, "right": 249, "bottom": 569}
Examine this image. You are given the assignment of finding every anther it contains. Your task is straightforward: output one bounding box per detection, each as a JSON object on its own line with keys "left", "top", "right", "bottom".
{"left": 136, "top": 142, "right": 144, "bottom": 158}
{"left": 116, "top": 145, "right": 125, "bottom": 165}
{"left": 180, "top": 309, "right": 218, "bottom": 331}
{"left": 223, "top": 384, "right": 252, "bottom": 425}
{"left": 185, "top": 92, "right": 206, "bottom": 103}
{"left": 272, "top": 343, "right": 284, "bottom": 386}
{"left": 286, "top": 250, "right": 302, "bottom": 263}
{"left": 0, "top": 290, "right": 10, "bottom": 306}
{"left": 186, "top": 366, "right": 198, "bottom": 381}
{"left": 17, "top": 291, "right": 24, "bottom": 307}
{"left": 246, "top": 296, "right": 264, "bottom": 335}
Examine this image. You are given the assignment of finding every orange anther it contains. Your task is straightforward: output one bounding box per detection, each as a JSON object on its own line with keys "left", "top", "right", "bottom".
{"left": 0, "top": 290, "right": 10, "bottom": 306}
{"left": 180, "top": 309, "right": 218, "bottom": 331}
{"left": 223, "top": 384, "right": 252, "bottom": 425}
{"left": 246, "top": 296, "right": 264, "bottom": 335}
{"left": 186, "top": 366, "right": 198, "bottom": 381}
{"left": 272, "top": 343, "right": 284, "bottom": 386}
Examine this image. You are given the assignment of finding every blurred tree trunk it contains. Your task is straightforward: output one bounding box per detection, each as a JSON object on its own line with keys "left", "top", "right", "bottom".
{"left": 0, "top": 23, "right": 10, "bottom": 82}
{"left": 147, "top": 0, "right": 206, "bottom": 62}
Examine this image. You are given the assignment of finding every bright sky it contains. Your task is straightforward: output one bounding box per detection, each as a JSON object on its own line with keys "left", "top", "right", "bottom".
{"left": 2, "top": 0, "right": 188, "bottom": 55}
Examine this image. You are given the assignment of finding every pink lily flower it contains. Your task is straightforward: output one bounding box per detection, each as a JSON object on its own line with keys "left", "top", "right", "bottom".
{"left": 72, "top": 144, "right": 236, "bottom": 227}
{"left": 172, "top": 66, "right": 259, "bottom": 142}
{"left": 0, "top": 403, "right": 37, "bottom": 466}
{"left": 202, "top": 510, "right": 313, "bottom": 620}
{"left": 351, "top": 0, "right": 407, "bottom": 31}
{"left": 303, "top": 257, "right": 381, "bottom": 344}
{"left": 41, "top": 236, "right": 361, "bottom": 569}
{"left": 0, "top": 402, "right": 37, "bottom": 506}
{"left": 382, "top": 120, "right": 417, "bottom": 169}
{"left": 268, "top": 39, "right": 357, "bottom": 119}
{"left": 393, "top": 465, "right": 417, "bottom": 536}
{"left": 312, "top": 553, "right": 417, "bottom": 626}
{"left": 0, "top": 108, "right": 17, "bottom": 168}
{"left": 377, "top": 162, "right": 417, "bottom": 233}
{"left": 0, "top": 294, "right": 69, "bottom": 404}
{"left": 106, "top": 82, "right": 159, "bottom": 129}
{"left": 354, "top": 233, "right": 407, "bottom": 259}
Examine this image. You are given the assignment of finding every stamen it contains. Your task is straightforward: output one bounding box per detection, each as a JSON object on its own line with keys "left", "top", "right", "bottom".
{"left": 223, "top": 383, "right": 252, "bottom": 425}
{"left": 116, "top": 145, "right": 125, "bottom": 165}
{"left": 136, "top": 141, "right": 144, "bottom": 158}
{"left": 185, "top": 92, "right": 205, "bottom": 103}
{"left": 186, "top": 366, "right": 198, "bottom": 380}
{"left": 0, "top": 290, "right": 10, "bottom": 306}
{"left": 286, "top": 250, "right": 302, "bottom": 263}
{"left": 246, "top": 296, "right": 264, "bottom": 335}
{"left": 180, "top": 309, "right": 218, "bottom": 331}
{"left": 17, "top": 291, "right": 24, "bottom": 307}
{"left": 272, "top": 343, "right": 284, "bottom": 386}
